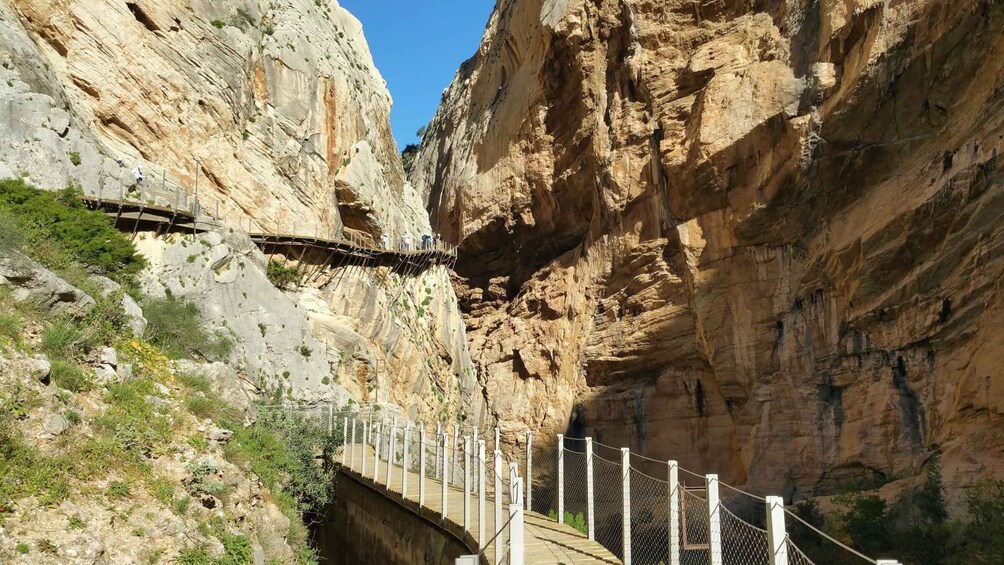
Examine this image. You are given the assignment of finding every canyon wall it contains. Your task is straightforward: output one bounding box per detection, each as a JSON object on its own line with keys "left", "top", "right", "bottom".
{"left": 412, "top": 0, "right": 1004, "bottom": 500}
{"left": 0, "top": 0, "right": 484, "bottom": 421}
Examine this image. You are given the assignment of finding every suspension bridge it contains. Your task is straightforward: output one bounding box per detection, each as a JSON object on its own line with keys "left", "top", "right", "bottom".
{"left": 263, "top": 405, "right": 906, "bottom": 565}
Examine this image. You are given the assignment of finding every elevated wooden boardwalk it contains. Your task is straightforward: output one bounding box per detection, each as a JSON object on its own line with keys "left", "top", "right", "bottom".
{"left": 339, "top": 444, "right": 619, "bottom": 564}
{"left": 81, "top": 196, "right": 456, "bottom": 274}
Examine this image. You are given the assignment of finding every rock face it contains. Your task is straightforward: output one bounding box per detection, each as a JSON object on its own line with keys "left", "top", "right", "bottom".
{"left": 413, "top": 0, "right": 1004, "bottom": 499}
{"left": 0, "top": 0, "right": 482, "bottom": 422}
{"left": 0, "top": 0, "right": 426, "bottom": 239}
{"left": 136, "top": 229, "right": 482, "bottom": 422}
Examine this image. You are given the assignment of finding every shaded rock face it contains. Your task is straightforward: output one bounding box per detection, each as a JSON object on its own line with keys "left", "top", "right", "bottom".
{"left": 0, "top": 0, "right": 427, "bottom": 238}
{"left": 413, "top": 0, "right": 1004, "bottom": 498}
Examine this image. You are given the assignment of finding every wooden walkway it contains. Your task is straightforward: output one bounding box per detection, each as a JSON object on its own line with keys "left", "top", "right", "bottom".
{"left": 339, "top": 444, "right": 619, "bottom": 564}
{"left": 81, "top": 197, "right": 456, "bottom": 274}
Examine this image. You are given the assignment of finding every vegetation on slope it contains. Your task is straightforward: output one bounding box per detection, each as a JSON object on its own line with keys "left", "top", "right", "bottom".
{"left": 0, "top": 181, "right": 339, "bottom": 563}
{"left": 791, "top": 456, "right": 1004, "bottom": 565}
{"left": 0, "top": 179, "right": 146, "bottom": 286}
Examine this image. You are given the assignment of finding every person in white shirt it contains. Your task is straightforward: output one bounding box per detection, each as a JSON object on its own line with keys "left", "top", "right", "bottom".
{"left": 380, "top": 233, "right": 389, "bottom": 249}
{"left": 132, "top": 166, "right": 144, "bottom": 185}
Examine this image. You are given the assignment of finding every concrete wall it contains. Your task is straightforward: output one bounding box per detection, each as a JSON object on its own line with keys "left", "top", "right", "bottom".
{"left": 316, "top": 470, "right": 474, "bottom": 565}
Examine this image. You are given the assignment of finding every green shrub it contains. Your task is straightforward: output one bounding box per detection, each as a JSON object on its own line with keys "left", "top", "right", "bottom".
{"left": 0, "top": 414, "right": 71, "bottom": 507}
{"left": 50, "top": 360, "right": 92, "bottom": 392}
{"left": 0, "top": 180, "right": 145, "bottom": 283}
{"left": 266, "top": 260, "right": 301, "bottom": 289}
{"left": 176, "top": 543, "right": 213, "bottom": 565}
{"left": 176, "top": 372, "right": 213, "bottom": 394}
{"left": 222, "top": 410, "right": 333, "bottom": 516}
{"left": 143, "top": 296, "right": 233, "bottom": 361}
{"left": 210, "top": 19, "right": 225, "bottom": 29}
{"left": 41, "top": 319, "right": 85, "bottom": 359}
{"left": 217, "top": 531, "right": 254, "bottom": 565}
{"left": 68, "top": 151, "right": 81, "bottom": 166}
{"left": 562, "top": 511, "right": 587, "bottom": 535}
{"left": 15, "top": 542, "right": 29, "bottom": 555}
{"left": 107, "top": 480, "right": 131, "bottom": 499}
{"left": 0, "top": 311, "right": 23, "bottom": 342}
{"left": 93, "top": 378, "right": 170, "bottom": 462}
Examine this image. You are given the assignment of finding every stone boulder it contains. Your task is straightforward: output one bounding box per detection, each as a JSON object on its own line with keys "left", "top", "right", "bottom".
{"left": 0, "top": 250, "right": 94, "bottom": 316}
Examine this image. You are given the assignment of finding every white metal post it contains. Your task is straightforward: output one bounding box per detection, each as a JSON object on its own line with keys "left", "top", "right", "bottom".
{"left": 586, "top": 437, "right": 595, "bottom": 541}
{"left": 557, "top": 434, "right": 565, "bottom": 524}
{"left": 452, "top": 424, "right": 460, "bottom": 485}
{"left": 525, "top": 431, "right": 533, "bottom": 511}
{"left": 441, "top": 433, "right": 449, "bottom": 523}
{"left": 436, "top": 423, "right": 443, "bottom": 480}
{"left": 361, "top": 421, "right": 368, "bottom": 477}
{"left": 341, "top": 417, "right": 348, "bottom": 466}
{"left": 707, "top": 474, "right": 723, "bottom": 565}
{"left": 622, "top": 448, "right": 632, "bottom": 565}
{"left": 419, "top": 423, "right": 427, "bottom": 507}
{"left": 494, "top": 449, "right": 503, "bottom": 565}
{"left": 876, "top": 561, "right": 904, "bottom": 565}
{"left": 509, "top": 463, "right": 524, "bottom": 565}
{"left": 766, "top": 496, "right": 788, "bottom": 565}
{"left": 478, "top": 440, "right": 486, "bottom": 545}
{"left": 669, "top": 461, "right": 680, "bottom": 565}
{"left": 463, "top": 436, "right": 471, "bottom": 531}
{"left": 351, "top": 420, "right": 358, "bottom": 469}
{"left": 494, "top": 427, "right": 500, "bottom": 453}
{"left": 472, "top": 427, "right": 479, "bottom": 487}
{"left": 402, "top": 422, "right": 411, "bottom": 499}
{"left": 374, "top": 420, "right": 383, "bottom": 482}
{"left": 387, "top": 417, "right": 398, "bottom": 489}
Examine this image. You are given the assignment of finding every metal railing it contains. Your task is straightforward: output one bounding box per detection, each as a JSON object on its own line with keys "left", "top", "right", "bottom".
{"left": 262, "top": 403, "right": 901, "bottom": 565}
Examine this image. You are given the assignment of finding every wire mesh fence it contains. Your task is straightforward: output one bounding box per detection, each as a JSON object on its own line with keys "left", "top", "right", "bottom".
{"left": 592, "top": 445, "right": 625, "bottom": 560}
{"left": 681, "top": 487, "right": 711, "bottom": 565}
{"left": 529, "top": 444, "right": 559, "bottom": 520}
{"left": 787, "top": 536, "right": 818, "bottom": 565}
{"left": 318, "top": 412, "right": 903, "bottom": 565}
{"left": 630, "top": 464, "right": 670, "bottom": 565}
{"left": 562, "top": 440, "right": 590, "bottom": 535}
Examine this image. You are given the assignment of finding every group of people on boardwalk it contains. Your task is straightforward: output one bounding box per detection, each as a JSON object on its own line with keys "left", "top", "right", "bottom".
{"left": 379, "top": 232, "right": 443, "bottom": 252}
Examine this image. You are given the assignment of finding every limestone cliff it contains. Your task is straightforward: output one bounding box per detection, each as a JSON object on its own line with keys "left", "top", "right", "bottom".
{"left": 0, "top": 0, "right": 425, "bottom": 238}
{"left": 413, "top": 0, "right": 1004, "bottom": 500}
{"left": 0, "top": 0, "right": 484, "bottom": 422}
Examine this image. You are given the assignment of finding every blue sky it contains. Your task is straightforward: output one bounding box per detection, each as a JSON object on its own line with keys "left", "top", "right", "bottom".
{"left": 340, "top": 0, "right": 496, "bottom": 149}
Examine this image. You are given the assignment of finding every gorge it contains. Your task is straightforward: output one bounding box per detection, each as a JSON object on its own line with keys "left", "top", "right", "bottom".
{"left": 0, "top": 0, "right": 1002, "bottom": 563}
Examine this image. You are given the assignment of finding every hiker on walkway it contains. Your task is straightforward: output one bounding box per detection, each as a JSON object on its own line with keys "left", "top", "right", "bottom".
{"left": 132, "top": 165, "right": 144, "bottom": 186}
{"left": 404, "top": 234, "right": 413, "bottom": 251}
{"left": 380, "top": 233, "right": 389, "bottom": 250}
{"left": 421, "top": 233, "right": 432, "bottom": 250}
